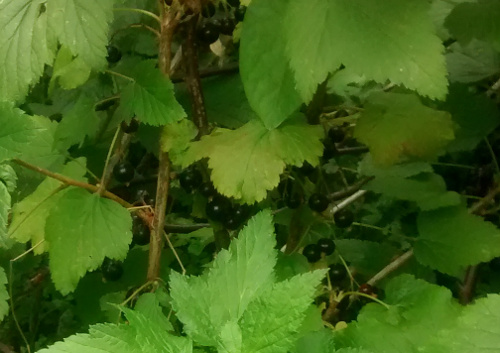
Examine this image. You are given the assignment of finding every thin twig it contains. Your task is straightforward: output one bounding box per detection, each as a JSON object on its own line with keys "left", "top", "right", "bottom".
{"left": 328, "top": 190, "right": 367, "bottom": 216}
{"left": 367, "top": 249, "right": 414, "bottom": 286}
{"left": 328, "top": 177, "right": 374, "bottom": 201}
{"left": 336, "top": 146, "right": 369, "bottom": 155}
{"left": 163, "top": 231, "right": 186, "bottom": 274}
{"left": 113, "top": 7, "right": 161, "bottom": 23}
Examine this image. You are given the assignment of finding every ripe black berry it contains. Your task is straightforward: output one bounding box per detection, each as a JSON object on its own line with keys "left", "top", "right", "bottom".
{"left": 223, "top": 216, "right": 241, "bottom": 230}
{"left": 317, "top": 238, "right": 335, "bottom": 256}
{"left": 232, "top": 203, "right": 251, "bottom": 222}
{"left": 308, "top": 193, "right": 329, "bottom": 212}
{"left": 106, "top": 46, "right": 122, "bottom": 64}
{"left": 179, "top": 168, "right": 203, "bottom": 192}
{"left": 234, "top": 5, "right": 246, "bottom": 22}
{"left": 285, "top": 193, "right": 302, "bottom": 209}
{"left": 358, "top": 283, "right": 374, "bottom": 295}
{"left": 303, "top": 244, "right": 322, "bottom": 263}
{"left": 121, "top": 118, "right": 139, "bottom": 134}
{"left": 198, "top": 20, "right": 220, "bottom": 44}
{"left": 113, "top": 162, "right": 135, "bottom": 183}
{"left": 206, "top": 196, "right": 231, "bottom": 222}
{"left": 219, "top": 18, "right": 235, "bottom": 35}
{"left": 328, "top": 127, "right": 345, "bottom": 143}
{"left": 132, "top": 215, "right": 150, "bottom": 246}
{"left": 202, "top": 2, "right": 216, "bottom": 17}
{"left": 199, "top": 182, "right": 216, "bottom": 198}
{"left": 101, "top": 257, "right": 124, "bottom": 282}
{"left": 334, "top": 209, "right": 354, "bottom": 228}
{"left": 328, "top": 264, "right": 347, "bottom": 282}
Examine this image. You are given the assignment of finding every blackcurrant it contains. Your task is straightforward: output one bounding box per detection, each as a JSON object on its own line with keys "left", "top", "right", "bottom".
{"left": 232, "top": 203, "right": 251, "bottom": 222}
{"left": 328, "top": 126, "right": 345, "bottom": 143}
{"left": 101, "top": 257, "right": 124, "bottom": 282}
{"left": 219, "top": 18, "right": 235, "bottom": 35}
{"left": 199, "top": 182, "right": 216, "bottom": 198}
{"left": 285, "top": 192, "right": 302, "bottom": 209}
{"left": 317, "top": 238, "right": 335, "bottom": 255}
{"left": 121, "top": 118, "right": 139, "bottom": 134}
{"left": 132, "top": 215, "right": 150, "bottom": 246}
{"left": 202, "top": 2, "right": 216, "bottom": 17}
{"left": 179, "top": 168, "right": 203, "bottom": 192}
{"left": 303, "top": 244, "right": 322, "bottom": 263}
{"left": 358, "top": 283, "right": 374, "bottom": 295}
{"left": 198, "top": 20, "right": 220, "bottom": 44}
{"left": 334, "top": 209, "right": 354, "bottom": 228}
{"left": 206, "top": 196, "right": 231, "bottom": 222}
{"left": 328, "top": 264, "right": 347, "bottom": 282}
{"left": 223, "top": 216, "right": 241, "bottom": 230}
{"left": 308, "top": 193, "right": 329, "bottom": 212}
{"left": 234, "top": 5, "right": 246, "bottom": 22}
{"left": 113, "top": 162, "right": 135, "bottom": 183}
{"left": 106, "top": 46, "right": 122, "bottom": 64}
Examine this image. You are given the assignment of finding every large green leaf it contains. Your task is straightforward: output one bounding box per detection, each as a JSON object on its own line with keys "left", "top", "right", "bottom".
{"left": 414, "top": 206, "right": 500, "bottom": 275}
{"left": 182, "top": 117, "right": 323, "bottom": 203}
{"left": 0, "top": 0, "right": 55, "bottom": 102}
{"left": 47, "top": 0, "right": 114, "bottom": 69}
{"left": 117, "top": 61, "right": 186, "bottom": 126}
{"left": 161, "top": 120, "right": 198, "bottom": 167}
{"left": 0, "top": 267, "right": 8, "bottom": 322}
{"left": 354, "top": 92, "right": 454, "bottom": 166}
{"left": 49, "top": 46, "right": 91, "bottom": 93}
{"left": 240, "top": 0, "right": 302, "bottom": 129}
{"left": 45, "top": 188, "right": 132, "bottom": 294}
{"left": 284, "top": 0, "right": 447, "bottom": 102}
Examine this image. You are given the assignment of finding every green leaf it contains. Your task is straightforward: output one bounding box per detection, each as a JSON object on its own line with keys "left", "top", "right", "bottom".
{"left": 117, "top": 61, "right": 186, "bottom": 126}
{"left": 9, "top": 158, "right": 88, "bottom": 254}
{"left": 54, "top": 94, "right": 100, "bottom": 150}
{"left": 170, "top": 210, "right": 277, "bottom": 346}
{"left": 240, "top": 270, "right": 326, "bottom": 353}
{"left": 0, "top": 0, "right": 55, "bottom": 102}
{"left": 414, "top": 206, "right": 500, "bottom": 275}
{"left": 442, "top": 84, "right": 500, "bottom": 153}
{"left": 445, "top": 0, "right": 500, "bottom": 51}
{"left": 354, "top": 92, "right": 454, "bottom": 166}
{"left": 45, "top": 188, "right": 132, "bottom": 294}
{"left": 358, "top": 154, "right": 434, "bottom": 179}
{"left": 365, "top": 173, "right": 461, "bottom": 211}
{"left": 284, "top": 0, "right": 447, "bottom": 102}
{"left": 240, "top": 0, "right": 302, "bottom": 129}
{"left": 0, "top": 267, "right": 8, "bottom": 322}
{"left": 294, "top": 330, "right": 334, "bottom": 353}
{"left": 134, "top": 293, "right": 173, "bottom": 332}
{"left": 47, "top": 0, "right": 114, "bottom": 69}
{"left": 0, "top": 164, "right": 17, "bottom": 193}
{"left": 49, "top": 46, "right": 91, "bottom": 93}
{"left": 183, "top": 117, "right": 323, "bottom": 203}
{"left": 218, "top": 321, "right": 242, "bottom": 353}
{"left": 161, "top": 120, "right": 198, "bottom": 167}
{"left": 0, "top": 183, "right": 11, "bottom": 248}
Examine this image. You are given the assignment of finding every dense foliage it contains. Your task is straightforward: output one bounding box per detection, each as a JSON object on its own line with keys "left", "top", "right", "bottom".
{"left": 1, "top": 0, "right": 500, "bottom": 352}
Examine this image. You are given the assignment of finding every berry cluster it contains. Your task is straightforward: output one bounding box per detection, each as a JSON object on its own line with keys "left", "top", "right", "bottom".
{"left": 302, "top": 238, "right": 336, "bottom": 263}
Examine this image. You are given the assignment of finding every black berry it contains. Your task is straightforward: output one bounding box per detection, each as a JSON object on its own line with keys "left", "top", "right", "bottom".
{"left": 303, "top": 244, "right": 322, "bottom": 263}
{"left": 232, "top": 203, "right": 251, "bottom": 223}
{"left": 328, "top": 264, "right": 347, "bottom": 282}
{"left": 234, "top": 5, "right": 246, "bottom": 22}
{"left": 308, "top": 193, "right": 329, "bottom": 212}
{"left": 206, "top": 196, "right": 231, "bottom": 222}
{"left": 106, "top": 46, "right": 122, "bottom": 64}
{"left": 121, "top": 118, "right": 139, "bottom": 134}
{"left": 200, "top": 182, "right": 216, "bottom": 198}
{"left": 285, "top": 192, "right": 302, "bottom": 209}
{"left": 202, "top": 2, "right": 216, "bottom": 17}
{"left": 219, "top": 18, "right": 235, "bottom": 35}
{"left": 198, "top": 20, "right": 220, "bottom": 44}
{"left": 317, "top": 238, "right": 335, "bottom": 256}
{"left": 223, "top": 216, "right": 241, "bottom": 230}
{"left": 328, "top": 127, "right": 345, "bottom": 143}
{"left": 179, "top": 168, "right": 203, "bottom": 192}
{"left": 113, "top": 162, "right": 135, "bottom": 183}
{"left": 358, "top": 283, "right": 374, "bottom": 295}
{"left": 101, "top": 257, "right": 124, "bottom": 282}
{"left": 334, "top": 209, "right": 354, "bottom": 228}
{"left": 127, "top": 143, "right": 146, "bottom": 166}
{"left": 132, "top": 214, "right": 150, "bottom": 246}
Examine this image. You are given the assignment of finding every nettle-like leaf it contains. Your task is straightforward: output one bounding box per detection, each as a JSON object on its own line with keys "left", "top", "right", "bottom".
{"left": 117, "top": 61, "right": 186, "bottom": 126}
{"left": 354, "top": 92, "right": 454, "bottom": 166}
{"left": 161, "top": 120, "right": 198, "bottom": 166}
{"left": 414, "top": 206, "right": 500, "bottom": 275}
{"left": 445, "top": 0, "right": 500, "bottom": 51}
{"left": 0, "top": 0, "right": 55, "bottom": 102}
{"left": 9, "top": 158, "right": 88, "bottom": 254}
{"left": 49, "top": 46, "right": 91, "bottom": 93}
{"left": 54, "top": 94, "right": 100, "bottom": 150}
{"left": 284, "top": 0, "right": 447, "bottom": 102}
{"left": 0, "top": 267, "right": 8, "bottom": 322}
{"left": 47, "top": 0, "right": 114, "bottom": 69}
{"left": 45, "top": 188, "right": 132, "bottom": 294}
{"left": 182, "top": 117, "right": 323, "bottom": 203}
{"left": 240, "top": 0, "right": 302, "bottom": 129}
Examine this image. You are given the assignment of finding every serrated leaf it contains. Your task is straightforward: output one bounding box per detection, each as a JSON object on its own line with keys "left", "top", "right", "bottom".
{"left": 294, "top": 330, "right": 334, "bottom": 353}
{"left": 218, "top": 321, "right": 242, "bottom": 353}
{"left": 134, "top": 293, "right": 173, "bottom": 332}
{"left": 354, "top": 92, "right": 454, "bottom": 166}
{"left": 0, "top": 164, "right": 17, "bottom": 193}
{"left": 240, "top": 0, "right": 302, "bottom": 129}
{"left": 358, "top": 154, "right": 434, "bottom": 178}
{"left": 170, "top": 210, "right": 277, "bottom": 346}
{"left": 240, "top": 270, "right": 326, "bottom": 353}
{"left": 54, "top": 94, "right": 100, "bottom": 149}
{"left": 445, "top": 0, "right": 500, "bottom": 51}
{"left": 415, "top": 206, "right": 500, "bottom": 275}
{"left": 442, "top": 84, "right": 500, "bottom": 153}
{"left": 183, "top": 118, "right": 323, "bottom": 203}
{"left": 45, "top": 188, "right": 132, "bottom": 294}
{"left": 9, "top": 158, "right": 87, "bottom": 254}
{"left": 365, "top": 173, "right": 461, "bottom": 211}
{"left": 0, "top": 183, "right": 11, "bottom": 248}
{"left": 47, "top": 0, "right": 114, "bottom": 69}
{"left": 118, "top": 61, "right": 186, "bottom": 126}
{"left": 161, "top": 120, "right": 198, "bottom": 166}
{"left": 285, "top": 0, "right": 447, "bottom": 102}
{"left": 0, "top": 267, "right": 8, "bottom": 322}
{"left": 49, "top": 46, "right": 91, "bottom": 93}
{"left": 0, "top": 0, "right": 55, "bottom": 102}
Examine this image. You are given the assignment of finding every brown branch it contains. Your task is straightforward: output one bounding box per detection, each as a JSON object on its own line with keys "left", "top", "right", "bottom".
{"left": 328, "top": 177, "right": 374, "bottom": 201}
{"left": 182, "top": 16, "right": 209, "bottom": 137}
{"left": 367, "top": 249, "right": 414, "bottom": 286}
{"left": 158, "top": 7, "right": 180, "bottom": 76}
{"left": 147, "top": 151, "right": 171, "bottom": 281}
